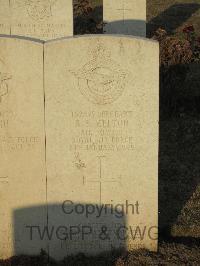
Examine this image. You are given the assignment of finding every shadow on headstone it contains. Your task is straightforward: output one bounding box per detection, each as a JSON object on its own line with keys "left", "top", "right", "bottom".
{"left": 147, "top": 3, "right": 200, "bottom": 37}
{"left": 103, "top": 20, "right": 146, "bottom": 37}
{"left": 13, "top": 202, "right": 127, "bottom": 260}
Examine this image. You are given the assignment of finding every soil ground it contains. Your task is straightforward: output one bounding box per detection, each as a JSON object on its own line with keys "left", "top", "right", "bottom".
{"left": 0, "top": 240, "right": 200, "bottom": 265}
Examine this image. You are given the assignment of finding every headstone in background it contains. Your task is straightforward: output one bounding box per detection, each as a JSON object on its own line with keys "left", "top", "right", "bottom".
{"left": 103, "top": 0, "right": 146, "bottom": 36}
{"left": 0, "top": 0, "right": 73, "bottom": 40}
{"left": 0, "top": 37, "right": 47, "bottom": 259}
{"left": 45, "top": 35, "right": 158, "bottom": 259}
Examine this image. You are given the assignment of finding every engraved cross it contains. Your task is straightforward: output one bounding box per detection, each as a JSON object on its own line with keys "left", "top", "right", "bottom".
{"left": 116, "top": 1, "right": 132, "bottom": 22}
{"left": 83, "top": 156, "right": 121, "bottom": 204}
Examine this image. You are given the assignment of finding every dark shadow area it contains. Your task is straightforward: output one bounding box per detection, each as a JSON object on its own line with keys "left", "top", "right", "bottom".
{"left": 74, "top": 4, "right": 103, "bottom": 35}
{"left": 147, "top": 3, "right": 200, "bottom": 37}
{"left": 103, "top": 20, "right": 146, "bottom": 37}
{"left": 159, "top": 234, "right": 200, "bottom": 250}
{"left": 160, "top": 63, "right": 200, "bottom": 116}
{"left": 148, "top": 1, "right": 200, "bottom": 240}
{"left": 13, "top": 203, "right": 126, "bottom": 262}
{"left": 158, "top": 62, "right": 200, "bottom": 237}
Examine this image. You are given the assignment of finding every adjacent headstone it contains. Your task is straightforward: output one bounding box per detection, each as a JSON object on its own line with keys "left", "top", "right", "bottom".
{"left": 0, "top": 0, "right": 10, "bottom": 34}
{"left": 0, "top": 37, "right": 46, "bottom": 259}
{"left": 45, "top": 35, "right": 158, "bottom": 259}
{"left": 0, "top": 0, "right": 73, "bottom": 40}
{"left": 103, "top": 0, "right": 146, "bottom": 36}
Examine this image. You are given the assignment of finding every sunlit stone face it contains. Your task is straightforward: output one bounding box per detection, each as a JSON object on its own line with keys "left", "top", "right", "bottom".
{"left": 44, "top": 36, "right": 159, "bottom": 259}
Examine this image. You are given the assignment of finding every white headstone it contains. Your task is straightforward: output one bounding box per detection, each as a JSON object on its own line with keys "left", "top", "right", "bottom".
{"left": 45, "top": 35, "right": 158, "bottom": 259}
{"left": 0, "top": 0, "right": 73, "bottom": 40}
{"left": 103, "top": 0, "right": 146, "bottom": 36}
{"left": 0, "top": 37, "right": 46, "bottom": 259}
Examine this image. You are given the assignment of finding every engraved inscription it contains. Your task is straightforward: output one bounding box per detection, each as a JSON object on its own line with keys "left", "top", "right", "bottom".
{"left": 0, "top": 61, "right": 13, "bottom": 128}
{"left": 73, "top": 153, "right": 86, "bottom": 170}
{"left": 0, "top": 71, "right": 12, "bottom": 103}
{"left": 0, "top": 136, "right": 41, "bottom": 152}
{"left": 69, "top": 110, "right": 135, "bottom": 152}
{"left": 9, "top": 0, "right": 72, "bottom": 39}
{"left": 15, "top": 0, "right": 58, "bottom": 21}
{"left": 0, "top": 176, "right": 8, "bottom": 184}
{"left": 0, "top": 110, "right": 15, "bottom": 129}
{"left": 70, "top": 43, "right": 129, "bottom": 105}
